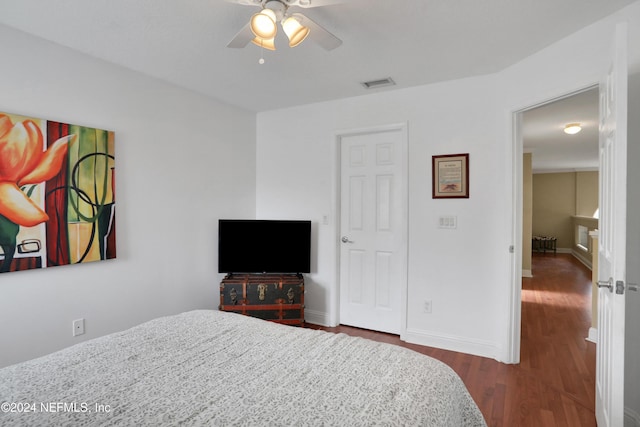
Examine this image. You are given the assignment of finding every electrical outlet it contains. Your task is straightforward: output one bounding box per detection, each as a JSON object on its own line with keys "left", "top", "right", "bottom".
{"left": 423, "top": 300, "right": 432, "bottom": 314}
{"left": 73, "top": 319, "right": 85, "bottom": 337}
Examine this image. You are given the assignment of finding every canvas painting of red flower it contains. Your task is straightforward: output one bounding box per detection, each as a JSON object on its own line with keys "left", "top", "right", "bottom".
{"left": 0, "top": 112, "right": 116, "bottom": 273}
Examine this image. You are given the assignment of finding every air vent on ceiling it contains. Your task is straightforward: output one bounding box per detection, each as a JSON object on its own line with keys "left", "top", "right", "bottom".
{"left": 361, "top": 77, "right": 396, "bottom": 90}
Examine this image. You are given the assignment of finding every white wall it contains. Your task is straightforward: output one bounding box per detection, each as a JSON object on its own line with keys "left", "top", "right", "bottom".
{"left": 0, "top": 25, "right": 257, "bottom": 368}
{"left": 256, "top": 1, "right": 640, "bottom": 362}
{"left": 257, "top": 71, "right": 510, "bottom": 360}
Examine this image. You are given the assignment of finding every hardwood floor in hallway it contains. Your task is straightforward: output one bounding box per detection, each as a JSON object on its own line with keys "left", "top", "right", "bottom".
{"left": 307, "top": 253, "right": 596, "bottom": 426}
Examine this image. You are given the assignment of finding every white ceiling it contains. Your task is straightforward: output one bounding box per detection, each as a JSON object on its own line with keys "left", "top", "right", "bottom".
{"left": 0, "top": 0, "right": 634, "bottom": 113}
{"left": 523, "top": 87, "right": 600, "bottom": 173}
{"left": 0, "top": 0, "right": 629, "bottom": 171}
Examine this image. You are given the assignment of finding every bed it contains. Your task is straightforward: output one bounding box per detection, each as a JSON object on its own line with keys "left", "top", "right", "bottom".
{"left": 0, "top": 310, "right": 487, "bottom": 426}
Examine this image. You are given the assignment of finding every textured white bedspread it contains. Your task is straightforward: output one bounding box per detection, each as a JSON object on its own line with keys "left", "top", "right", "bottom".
{"left": 0, "top": 310, "right": 486, "bottom": 426}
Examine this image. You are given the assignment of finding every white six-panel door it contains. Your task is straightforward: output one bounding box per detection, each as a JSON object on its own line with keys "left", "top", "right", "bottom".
{"left": 596, "top": 23, "right": 628, "bottom": 427}
{"left": 338, "top": 126, "right": 407, "bottom": 334}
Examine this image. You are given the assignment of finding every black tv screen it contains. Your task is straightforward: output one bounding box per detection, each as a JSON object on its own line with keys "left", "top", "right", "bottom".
{"left": 218, "top": 219, "right": 311, "bottom": 274}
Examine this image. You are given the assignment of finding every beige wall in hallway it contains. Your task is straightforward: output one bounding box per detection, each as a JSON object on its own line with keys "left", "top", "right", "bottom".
{"left": 533, "top": 173, "right": 576, "bottom": 249}
{"left": 522, "top": 154, "right": 533, "bottom": 276}
{"left": 532, "top": 171, "right": 598, "bottom": 251}
{"left": 576, "top": 171, "right": 599, "bottom": 217}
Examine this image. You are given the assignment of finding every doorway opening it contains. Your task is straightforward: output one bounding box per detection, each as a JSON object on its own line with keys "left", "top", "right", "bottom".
{"left": 510, "top": 85, "right": 599, "bottom": 364}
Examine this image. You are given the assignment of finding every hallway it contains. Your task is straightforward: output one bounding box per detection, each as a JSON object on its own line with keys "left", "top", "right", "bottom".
{"left": 517, "top": 252, "right": 596, "bottom": 425}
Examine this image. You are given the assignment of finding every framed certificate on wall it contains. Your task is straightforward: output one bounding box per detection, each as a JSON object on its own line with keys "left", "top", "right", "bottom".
{"left": 432, "top": 153, "right": 469, "bottom": 199}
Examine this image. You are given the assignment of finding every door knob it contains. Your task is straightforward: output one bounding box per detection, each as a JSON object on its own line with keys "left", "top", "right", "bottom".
{"left": 341, "top": 236, "right": 353, "bottom": 244}
{"left": 597, "top": 277, "right": 613, "bottom": 292}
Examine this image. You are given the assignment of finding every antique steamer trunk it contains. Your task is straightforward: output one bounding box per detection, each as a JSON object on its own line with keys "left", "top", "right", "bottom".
{"left": 219, "top": 274, "right": 304, "bottom": 325}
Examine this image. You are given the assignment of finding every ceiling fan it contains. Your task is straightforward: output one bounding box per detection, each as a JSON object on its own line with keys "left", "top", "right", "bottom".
{"left": 225, "top": 0, "right": 343, "bottom": 52}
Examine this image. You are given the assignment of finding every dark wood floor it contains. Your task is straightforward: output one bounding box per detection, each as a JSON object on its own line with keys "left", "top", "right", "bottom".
{"left": 306, "top": 253, "right": 596, "bottom": 426}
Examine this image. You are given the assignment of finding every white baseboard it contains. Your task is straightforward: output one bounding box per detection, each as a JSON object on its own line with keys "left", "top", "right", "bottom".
{"left": 522, "top": 269, "right": 533, "bottom": 278}
{"left": 532, "top": 247, "right": 571, "bottom": 255}
{"left": 402, "top": 328, "right": 499, "bottom": 361}
{"left": 586, "top": 327, "right": 598, "bottom": 344}
{"left": 572, "top": 249, "right": 593, "bottom": 270}
{"left": 304, "top": 309, "right": 333, "bottom": 327}
{"left": 626, "top": 407, "right": 640, "bottom": 427}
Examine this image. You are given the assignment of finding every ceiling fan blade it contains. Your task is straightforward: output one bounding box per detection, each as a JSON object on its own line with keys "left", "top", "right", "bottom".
{"left": 227, "top": 22, "right": 255, "bottom": 48}
{"left": 224, "top": 0, "right": 348, "bottom": 7}
{"left": 224, "top": 0, "right": 349, "bottom": 8}
{"left": 294, "top": 13, "right": 342, "bottom": 50}
{"left": 285, "top": 0, "right": 349, "bottom": 8}
{"left": 224, "top": 0, "right": 262, "bottom": 6}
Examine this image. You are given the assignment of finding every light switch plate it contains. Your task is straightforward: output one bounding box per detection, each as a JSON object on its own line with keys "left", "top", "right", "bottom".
{"left": 438, "top": 216, "right": 457, "bottom": 229}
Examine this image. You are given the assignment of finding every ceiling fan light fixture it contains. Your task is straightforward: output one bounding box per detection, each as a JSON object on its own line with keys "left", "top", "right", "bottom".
{"left": 251, "top": 36, "right": 276, "bottom": 51}
{"left": 564, "top": 123, "right": 582, "bottom": 135}
{"left": 250, "top": 9, "right": 277, "bottom": 39}
{"left": 282, "top": 16, "right": 310, "bottom": 47}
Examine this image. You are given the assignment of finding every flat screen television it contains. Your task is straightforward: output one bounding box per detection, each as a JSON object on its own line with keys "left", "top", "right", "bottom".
{"left": 218, "top": 219, "right": 311, "bottom": 274}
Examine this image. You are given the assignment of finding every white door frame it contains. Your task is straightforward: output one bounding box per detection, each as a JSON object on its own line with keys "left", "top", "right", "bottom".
{"left": 508, "top": 85, "right": 599, "bottom": 364}
{"left": 332, "top": 122, "right": 409, "bottom": 335}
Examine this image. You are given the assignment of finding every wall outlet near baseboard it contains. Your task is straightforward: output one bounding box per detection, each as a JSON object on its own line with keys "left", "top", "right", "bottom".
{"left": 72, "top": 319, "right": 85, "bottom": 336}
